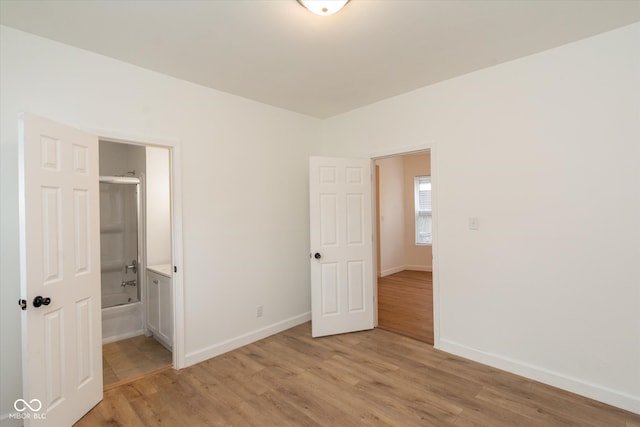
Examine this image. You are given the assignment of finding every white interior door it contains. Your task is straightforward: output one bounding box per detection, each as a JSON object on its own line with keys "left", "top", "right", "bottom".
{"left": 309, "top": 156, "right": 374, "bottom": 337}
{"left": 19, "top": 113, "right": 102, "bottom": 425}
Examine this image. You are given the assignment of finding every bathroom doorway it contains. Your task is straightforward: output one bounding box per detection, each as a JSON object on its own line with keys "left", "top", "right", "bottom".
{"left": 98, "top": 140, "right": 174, "bottom": 388}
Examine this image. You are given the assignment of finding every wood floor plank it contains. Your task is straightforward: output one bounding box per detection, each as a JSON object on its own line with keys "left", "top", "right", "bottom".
{"left": 377, "top": 270, "right": 434, "bottom": 343}
{"left": 99, "top": 390, "right": 145, "bottom": 426}
{"left": 292, "top": 369, "right": 399, "bottom": 426}
{"left": 249, "top": 390, "right": 318, "bottom": 427}
{"left": 77, "top": 322, "right": 640, "bottom": 426}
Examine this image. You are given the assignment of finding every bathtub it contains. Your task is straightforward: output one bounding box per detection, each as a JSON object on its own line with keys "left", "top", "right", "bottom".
{"left": 102, "top": 293, "right": 139, "bottom": 308}
{"left": 102, "top": 293, "right": 145, "bottom": 344}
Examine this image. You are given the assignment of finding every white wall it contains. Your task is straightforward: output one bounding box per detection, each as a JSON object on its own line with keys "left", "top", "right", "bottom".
{"left": 0, "top": 26, "right": 318, "bottom": 422}
{"left": 376, "top": 156, "right": 405, "bottom": 275}
{"left": 320, "top": 24, "right": 640, "bottom": 413}
{"left": 145, "top": 146, "right": 171, "bottom": 266}
{"left": 99, "top": 140, "right": 146, "bottom": 178}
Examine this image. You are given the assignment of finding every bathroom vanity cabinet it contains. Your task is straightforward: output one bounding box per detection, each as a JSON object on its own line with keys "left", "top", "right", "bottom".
{"left": 146, "top": 265, "right": 172, "bottom": 350}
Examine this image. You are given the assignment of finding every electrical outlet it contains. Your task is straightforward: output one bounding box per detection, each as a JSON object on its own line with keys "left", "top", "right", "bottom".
{"left": 469, "top": 217, "right": 479, "bottom": 230}
{"left": 256, "top": 305, "right": 263, "bottom": 318}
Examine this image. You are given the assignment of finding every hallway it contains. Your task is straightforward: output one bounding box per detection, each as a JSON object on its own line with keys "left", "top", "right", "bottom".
{"left": 377, "top": 270, "right": 433, "bottom": 344}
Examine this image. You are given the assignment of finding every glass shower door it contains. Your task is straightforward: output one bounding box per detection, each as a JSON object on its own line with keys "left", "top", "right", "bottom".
{"left": 100, "top": 179, "right": 140, "bottom": 308}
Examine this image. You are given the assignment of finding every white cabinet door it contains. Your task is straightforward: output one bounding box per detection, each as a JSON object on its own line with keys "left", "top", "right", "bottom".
{"left": 146, "top": 270, "right": 172, "bottom": 349}
{"left": 309, "top": 156, "right": 374, "bottom": 337}
{"left": 146, "top": 272, "right": 160, "bottom": 335}
{"left": 157, "top": 275, "right": 173, "bottom": 349}
{"left": 19, "top": 113, "right": 102, "bottom": 426}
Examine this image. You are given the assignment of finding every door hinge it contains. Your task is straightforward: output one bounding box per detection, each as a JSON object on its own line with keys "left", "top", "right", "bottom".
{"left": 174, "top": 266, "right": 177, "bottom": 273}
{"left": 18, "top": 299, "right": 27, "bottom": 311}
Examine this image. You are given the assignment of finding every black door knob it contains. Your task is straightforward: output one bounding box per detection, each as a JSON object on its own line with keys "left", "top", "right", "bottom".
{"left": 314, "top": 253, "right": 322, "bottom": 259}
{"left": 33, "top": 296, "right": 51, "bottom": 308}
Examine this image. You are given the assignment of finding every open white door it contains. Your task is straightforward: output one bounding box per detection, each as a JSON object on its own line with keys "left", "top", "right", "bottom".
{"left": 18, "top": 114, "right": 102, "bottom": 425}
{"left": 309, "top": 156, "right": 374, "bottom": 337}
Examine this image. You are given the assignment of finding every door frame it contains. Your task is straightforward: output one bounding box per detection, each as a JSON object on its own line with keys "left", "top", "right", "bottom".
{"left": 368, "top": 142, "right": 440, "bottom": 347}
{"left": 91, "top": 128, "right": 186, "bottom": 369}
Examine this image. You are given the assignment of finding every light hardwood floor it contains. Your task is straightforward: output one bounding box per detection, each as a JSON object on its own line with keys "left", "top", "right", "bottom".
{"left": 103, "top": 335, "right": 172, "bottom": 388}
{"left": 79, "top": 322, "right": 640, "bottom": 426}
{"left": 377, "top": 270, "right": 433, "bottom": 344}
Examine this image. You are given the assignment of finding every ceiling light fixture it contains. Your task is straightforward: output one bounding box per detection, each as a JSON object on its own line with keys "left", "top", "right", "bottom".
{"left": 297, "top": 0, "right": 350, "bottom": 16}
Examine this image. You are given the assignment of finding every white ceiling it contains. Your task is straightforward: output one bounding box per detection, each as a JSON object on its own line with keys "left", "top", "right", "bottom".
{"left": 1, "top": 0, "right": 639, "bottom": 118}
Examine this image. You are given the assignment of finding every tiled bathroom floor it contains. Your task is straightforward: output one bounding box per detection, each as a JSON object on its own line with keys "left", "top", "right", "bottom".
{"left": 102, "top": 335, "right": 171, "bottom": 387}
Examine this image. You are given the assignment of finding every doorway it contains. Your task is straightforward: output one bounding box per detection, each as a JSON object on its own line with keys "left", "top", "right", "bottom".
{"left": 99, "top": 140, "right": 175, "bottom": 387}
{"left": 18, "top": 114, "right": 185, "bottom": 424}
{"left": 374, "top": 151, "right": 434, "bottom": 344}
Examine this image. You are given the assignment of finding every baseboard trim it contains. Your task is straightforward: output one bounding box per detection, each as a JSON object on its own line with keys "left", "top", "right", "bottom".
{"left": 404, "top": 264, "right": 432, "bottom": 272}
{"left": 437, "top": 338, "right": 640, "bottom": 415}
{"left": 102, "top": 329, "right": 145, "bottom": 345}
{"left": 380, "top": 266, "right": 405, "bottom": 277}
{"left": 380, "top": 265, "right": 432, "bottom": 277}
{"left": 185, "top": 312, "right": 311, "bottom": 367}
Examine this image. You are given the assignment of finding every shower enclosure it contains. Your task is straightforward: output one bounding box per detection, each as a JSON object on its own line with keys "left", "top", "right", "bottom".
{"left": 100, "top": 176, "right": 141, "bottom": 308}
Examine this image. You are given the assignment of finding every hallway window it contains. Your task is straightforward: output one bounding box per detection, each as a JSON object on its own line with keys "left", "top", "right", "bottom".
{"left": 414, "top": 176, "right": 432, "bottom": 244}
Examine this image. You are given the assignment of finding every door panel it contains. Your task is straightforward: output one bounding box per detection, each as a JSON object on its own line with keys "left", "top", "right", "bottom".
{"left": 347, "top": 260, "right": 365, "bottom": 312}
{"left": 44, "top": 308, "right": 63, "bottom": 408}
{"left": 19, "top": 113, "right": 102, "bottom": 426}
{"left": 73, "top": 189, "right": 91, "bottom": 274}
{"left": 309, "top": 157, "right": 374, "bottom": 337}
{"left": 76, "top": 298, "right": 93, "bottom": 386}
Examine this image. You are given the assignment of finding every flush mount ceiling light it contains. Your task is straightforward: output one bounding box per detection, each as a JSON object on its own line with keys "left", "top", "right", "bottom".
{"left": 297, "top": 0, "right": 350, "bottom": 16}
